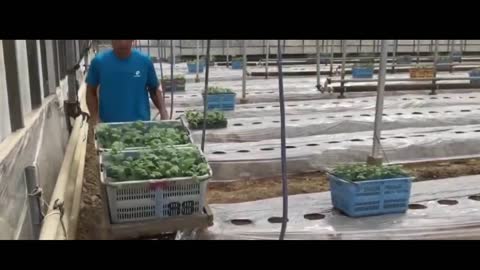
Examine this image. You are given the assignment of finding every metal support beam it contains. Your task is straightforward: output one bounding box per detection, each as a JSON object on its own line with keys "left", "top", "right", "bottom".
{"left": 265, "top": 40, "right": 270, "bottom": 79}
{"left": 315, "top": 40, "right": 321, "bottom": 91}
{"left": 367, "top": 40, "right": 389, "bottom": 165}
{"left": 338, "top": 40, "right": 346, "bottom": 99}
{"left": 431, "top": 40, "right": 439, "bottom": 95}
{"left": 391, "top": 40, "right": 398, "bottom": 74}
{"left": 39, "top": 40, "right": 49, "bottom": 97}
{"left": 26, "top": 40, "right": 42, "bottom": 109}
{"left": 3, "top": 40, "right": 24, "bottom": 131}
{"left": 157, "top": 40, "right": 163, "bottom": 78}
{"left": 241, "top": 40, "right": 248, "bottom": 103}
{"left": 226, "top": 40, "right": 230, "bottom": 68}
{"left": 25, "top": 166, "right": 42, "bottom": 239}
{"left": 329, "top": 40, "right": 334, "bottom": 76}
{"left": 195, "top": 40, "right": 200, "bottom": 83}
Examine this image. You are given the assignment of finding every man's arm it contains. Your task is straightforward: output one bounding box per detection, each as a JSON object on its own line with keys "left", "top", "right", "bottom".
{"left": 149, "top": 86, "right": 169, "bottom": 120}
{"left": 86, "top": 84, "right": 99, "bottom": 124}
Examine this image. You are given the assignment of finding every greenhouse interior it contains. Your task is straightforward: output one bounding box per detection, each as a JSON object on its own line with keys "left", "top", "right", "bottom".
{"left": 1, "top": 39, "right": 480, "bottom": 240}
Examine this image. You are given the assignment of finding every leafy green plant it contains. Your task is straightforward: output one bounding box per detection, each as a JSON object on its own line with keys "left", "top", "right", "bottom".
{"left": 106, "top": 145, "right": 210, "bottom": 182}
{"left": 232, "top": 56, "right": 243, "bottom": 61}
{"left": 332, "top": 164, "right": 409, "bottom": 182}
{"left": 205, "top": 86, "right": 234, "bottom": 95}
{"left": 186, "top": 110, "right": 227, "bottom": 129}
{"left": 96, "top": 121, "right": 190, "bottom": 148}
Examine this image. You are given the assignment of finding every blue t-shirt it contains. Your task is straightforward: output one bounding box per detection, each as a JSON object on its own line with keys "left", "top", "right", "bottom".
{"left": 86, "top": 49, "right": 159, "bottom": 123}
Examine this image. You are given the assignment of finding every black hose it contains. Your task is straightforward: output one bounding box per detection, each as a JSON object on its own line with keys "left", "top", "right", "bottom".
{"left": 170, "top": 40, "right": 174, "bottom": 120}
{"left": 277, "top": 40, "right": 288, "bottom": 240}
{"left": 201, "top": 40, "right": 211, "bottom": 152}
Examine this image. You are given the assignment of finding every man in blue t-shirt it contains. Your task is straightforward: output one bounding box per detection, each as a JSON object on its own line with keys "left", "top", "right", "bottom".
{"left": 86, "top": 40, "right": 168, "bottom": 124}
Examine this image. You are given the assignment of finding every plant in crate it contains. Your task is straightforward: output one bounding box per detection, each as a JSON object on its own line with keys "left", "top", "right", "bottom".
{"left": 328, "top": 163, "right": 412, "bottom": 217}
{"left": 231, "top": 56, "right": 244, "bottom": 70}
{"left": 435, "top": 54, "right": 453, "bottom": 72}
{"left": 203, "top": 87, "right": 236, "bottom": 111}
{"left": 469, "top": 68, "right": 480, "bottom": 86}
{"left": 161, "top": 75, "right": 186, "bottom": 92}
{"left": 185, "top": 110, "right": 227, "bottom": 129}
{"left": 352, "top": 58, "right": 374, "bottom": 79}
{"left": 187, "top": 58, "right": 205, "bottom": 73}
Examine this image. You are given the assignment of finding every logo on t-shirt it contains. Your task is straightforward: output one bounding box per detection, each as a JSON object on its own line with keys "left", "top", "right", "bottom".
{"left": 134, "top": 70, "right": 141, "bottom": 78}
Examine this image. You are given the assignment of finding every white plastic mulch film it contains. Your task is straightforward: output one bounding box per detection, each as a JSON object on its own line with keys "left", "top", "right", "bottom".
{"left": 0, "top": 97, "right": 68, "bottom": 239}
{"left": 177, "top": 176, "right": 480, "bottom": 240}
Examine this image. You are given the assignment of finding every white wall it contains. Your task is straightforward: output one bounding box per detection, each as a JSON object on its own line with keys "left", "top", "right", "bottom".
{"left": 15, "top": 40, "right": 31, "bottom": 116}
{"left": 0, "top": 41, "right": 11, "bottom": 142}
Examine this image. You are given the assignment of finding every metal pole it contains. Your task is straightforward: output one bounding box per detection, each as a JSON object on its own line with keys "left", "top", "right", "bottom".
{"left": 147, "top": 40, "right": 151, "bottom": 57}
{"left": 226, "top": 40, "right": 230, "bottom": 68}
{"left": 367, "top": 40, "right": 389, "bottom": 165}
{"left": 359, "top": 40, "right": 362, "bottom": 53}
{"left": 265, "top": 40, "right": 270, "bottom": 79}
{"left": 201, "top": 40, "right": 211, "bottom": 152}
{"left": 157, "top": 40, "right": 163, "bottom": 79}
{"left": 195, "top": 40, "right": 200, "bottom": 83}
{"left": 329, "top": 40, "right": 334, "bottom": 76}
{"left": 170, "top": 40, "right": 175, "bottom": 119}
{"left": 316, "top": 40, "right": 321, "bottom": 91}
{"left": 25, "top": 166, "right": 42, "bottom": 239}
{"left": 276, "top": 39, "right": 288, "bottom": 241}
{"left": 392, "top": 40, "right": 398, "bottom": 74}
{"left": 339, "top": 40, "right": 346, "bottom": 98}
{"left": 431, "top": 40, "right": 439, "bottom": 95}
{"left": 241, "top": 40, "right": 247, "bottom": 103}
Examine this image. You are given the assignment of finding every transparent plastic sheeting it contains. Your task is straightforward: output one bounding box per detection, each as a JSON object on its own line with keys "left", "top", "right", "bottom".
{"left": 205, "top": 124, "right": 480, "bottom": 181}
{"left": 179, "top": 176, "right": 480, "bottom": 240}
{"left": 190, "top": 104, "right": 480, "bottom": 143}
{"left": 0, "top": 97, "right": 68, "bottom": 239}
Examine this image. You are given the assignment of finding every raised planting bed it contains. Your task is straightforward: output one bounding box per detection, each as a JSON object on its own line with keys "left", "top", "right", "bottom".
{"left": 328, "top": 164, "right": 412, "bottom": 217}
{"left": 204, "top": 86, "right": 236, "bottom": 111}
{"left": 95, "top": 120, "right": 193, "bottom": 152}
{"left": 161, "top": 75, "right": 186, "bottom": 92}
{"left": 184, "top": 110, "right": 228, "bottom": 130}
{"left": 99, "top": 144, "right": 212, "bottom": 224}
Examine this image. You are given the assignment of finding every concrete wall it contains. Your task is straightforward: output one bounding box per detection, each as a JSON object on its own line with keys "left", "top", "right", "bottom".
{"left": 15, "top": 40, "right": 32, "bottom": 116}
{"left": 0, "top": 41, "right": 11, "bottom": 143}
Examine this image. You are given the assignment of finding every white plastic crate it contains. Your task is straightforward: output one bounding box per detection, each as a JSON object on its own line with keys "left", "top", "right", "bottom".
{"left": 99, "top": 147, "right": 212, "bottom": 224}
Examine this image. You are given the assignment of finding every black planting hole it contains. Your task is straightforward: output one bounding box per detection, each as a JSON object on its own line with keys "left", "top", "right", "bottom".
{"left": 380, "top": 137, "right": 387, "bottom": 140}
{"left": 290, "top": 119, "right": 300, "bottom": 122}
{"left": 233, "top": 123, "right": 243, "bottom": 126}
{"left": 382, "top": 114, "right": 388, "bottom": 116}
{"left": 408, "top": 204, "right": 427, "bottom": 210}
{"left": 304, "top": 213, "right": 325, "bottom": 220}
{"left": 416, "top": 98, "right": 424, "bottom": 100}
{"left": 412, "top": 112, "right": 423, "bottom": 115}
{"left": 461, "top": 110, "right": 471, "bottom": 112}
{"left": 288, "top": 104, "right": 298, "bottom": 107}
{"left": 474, "top": 130, "right": 480, "bottom": 132}
{"left": 430, "top": 97, "right": 438, "bottom": 99}
{"left": 327, "top": 116, "right": 335, "bottom": 119}
{"left": 175, "top": 110, "right": 184, "bottom": 113}
{"left": 455, "top": 131, "right": 465, "bottom": 134}
{"left": 261, "top": 148, "right": 274, "bottom": 151}
{"left": 308, "top": 118, "right": 317, "bottom": 120}
{"left": 286, "top": 146, "right": 296, "bottom": 149}
{"left": 231, "top": 219, "right": 252, "bottom": 225}
{"left": 429, "top": 111, "right": 438, "bottom": 114}
{"left": 252, "top": 122, "right": 262, "bottom": 125}
{"left": 267, "top": 91, "right": 275, "bottom": 94}
{"left": 272, "top": 120, "right": 280, "bottom": 123}
{"left": 237, "top": 150, "right": 250, "bottom": 153}
{"left": 268, "top": 217, "right": 288, "bottom": 224}
{"left": 191, "top": 95, "right": 198, "bottom": 97}
{"left": 351, "top": 139, "right": 364, "bottom": 142}
{"left": 178, "top": 96, "right": 184, "bottom": 98}
{"left": 443, "top": 97, "right": 451, "bottom": 99}
{"left": 468, "top": 195, "right": 480, "bottom": 201}
{"left": 360, "top": 114, "right": 371, "bottom": 117}
{"left": 332, "top": 102, "right": 340, "bottom": 104}
{"left": 344, "top": 115, "right": 353, "bottom": 118}
{"left": 328, "top": 141, "right": 340, "bottom": 144}
{"left": 213, "top": 151, "right": 226, "bottom": 155}
{"left": 394, "top": 136, "right": 407, "bottom": 139}
{"left": 445, "top": 111, "right": 453, "bottom": 113}
{"left": 396, "top": 113, "right": 403, "bottom": 115}
{"left": 272, "top": 105, "right": 280, "bottom": 108}
{"left": 411, "top": 134, "right": 426, "bottom": 137}
{"left": 307, "top": 143, "right": 319, "bottom": 146}
{"left": 437, "top": 199, "right": 458, "bottom": 206}
{"left": 256, "top": 106, "right": 265, "bottom": 109}
{"left": 402, "top": 98, "right": 410, "bottom": 100}
{"left": 469, "top": 96, "right": 476, "bottom": 99}
{"left": 362, "top": 100, "right": 369, "bottom": 103}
